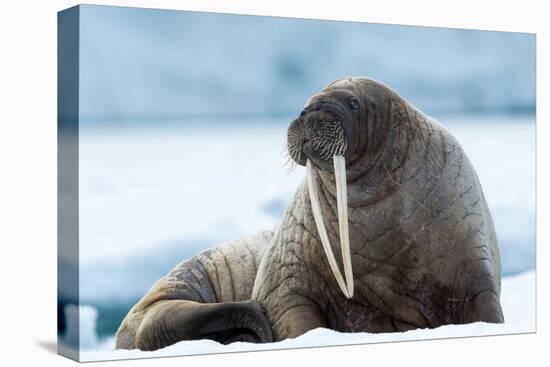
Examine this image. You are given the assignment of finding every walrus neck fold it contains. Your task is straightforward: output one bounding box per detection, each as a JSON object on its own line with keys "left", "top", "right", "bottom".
{"left": 307, "top": 156, "right": 354, "bottom": 298}
{"left": 318, "top": 102, "right": 428, "bottom": 209}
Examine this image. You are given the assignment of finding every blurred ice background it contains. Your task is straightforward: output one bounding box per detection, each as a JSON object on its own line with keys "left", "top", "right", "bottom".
{"left": 58, "top": 5, "right": 535, "bottom": 354}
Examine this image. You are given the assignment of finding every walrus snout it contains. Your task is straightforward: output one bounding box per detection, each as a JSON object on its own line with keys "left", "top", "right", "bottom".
{"left": 287, "top": 110, "right": 348, "bottom": 169}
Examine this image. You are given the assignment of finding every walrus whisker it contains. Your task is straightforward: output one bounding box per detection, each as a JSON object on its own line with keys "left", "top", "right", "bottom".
{"left": 307, "top": 158, "right": 353, "bottom": 299}
{"left": 321, "top": 147, "right": 333, "bottom": 161}
{"left": 283, "top": 156, "right": 298, "bottom": 174}
{"left": 282, "top": 155, "right": 295, "bottom": 173}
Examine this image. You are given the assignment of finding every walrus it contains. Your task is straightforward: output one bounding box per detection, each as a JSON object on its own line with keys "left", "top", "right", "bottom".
{"left": 116, "top": 77, "right": 504, "bottom": 350}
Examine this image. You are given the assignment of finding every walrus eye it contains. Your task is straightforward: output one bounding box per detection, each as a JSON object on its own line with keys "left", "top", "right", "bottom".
{"left": 348, "top": 98, "right": 359, "bottom": 110}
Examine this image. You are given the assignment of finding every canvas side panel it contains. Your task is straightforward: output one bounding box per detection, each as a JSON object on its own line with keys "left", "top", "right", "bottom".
{"left": 57, "top": 5, "right": 80, "bottom": 362}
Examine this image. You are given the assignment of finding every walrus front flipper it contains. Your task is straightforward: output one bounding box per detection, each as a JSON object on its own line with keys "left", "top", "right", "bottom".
{"left": 135, "top": 299, "right": 273, "bottom": 351}
{"left": 462, "top": 290, "right": 504, "bottom": 324}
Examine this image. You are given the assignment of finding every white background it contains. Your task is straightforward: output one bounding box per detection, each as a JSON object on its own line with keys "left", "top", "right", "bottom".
{"left": 0, "top": 0, "right": 547, "bottom": 366}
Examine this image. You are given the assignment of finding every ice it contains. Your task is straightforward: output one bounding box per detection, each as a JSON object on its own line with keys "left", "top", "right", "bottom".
{"left": 78, "top": 121, "right": 303, "bottom": 302}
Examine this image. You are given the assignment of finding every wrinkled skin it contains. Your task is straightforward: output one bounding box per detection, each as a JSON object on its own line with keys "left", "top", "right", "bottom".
{"left": 116, "top": 77, "right": 503, "bottom": 350}
{"left": 116, "top": 232, "right": 274, "bottom": 350}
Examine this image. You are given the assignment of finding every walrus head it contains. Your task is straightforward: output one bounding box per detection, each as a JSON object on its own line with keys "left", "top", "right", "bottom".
{"left": 286, "top": 77, "right": 381, "bottom": 299}
{"left": 287, "top": 80, "right": 367, "bottom": 171}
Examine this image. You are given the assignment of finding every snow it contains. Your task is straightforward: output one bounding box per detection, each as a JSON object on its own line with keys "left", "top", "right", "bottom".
{"left": 77, "top": 269, "right": 536, "bottom": 362}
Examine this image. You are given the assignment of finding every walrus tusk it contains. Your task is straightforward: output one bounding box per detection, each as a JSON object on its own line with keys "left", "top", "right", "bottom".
{"left": 334, "top": 155, "right": 354, "bottom": 298}
{"left": 306, "top": 156, "right": 354, "bottom": 299}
